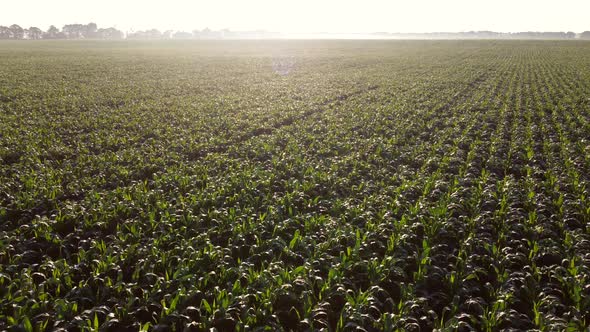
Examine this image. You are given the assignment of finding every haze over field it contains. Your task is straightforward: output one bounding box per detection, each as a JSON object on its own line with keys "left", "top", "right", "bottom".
{"left": 1, "top": 0, "right": 590, "bottom": 34}
{"left": 2, "top": 39, "right": 590, "bottom": 331}
{"left": 2, "top": 0, "right": 590, "bottom": 330}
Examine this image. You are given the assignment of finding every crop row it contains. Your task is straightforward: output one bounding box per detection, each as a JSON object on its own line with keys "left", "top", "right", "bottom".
{"left": 1, "top": 40, "right": 589, "bottom": 331}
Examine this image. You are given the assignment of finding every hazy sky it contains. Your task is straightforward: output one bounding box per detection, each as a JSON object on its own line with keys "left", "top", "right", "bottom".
{"left": 2, "top": 0, "right": 589, "bottom": 33}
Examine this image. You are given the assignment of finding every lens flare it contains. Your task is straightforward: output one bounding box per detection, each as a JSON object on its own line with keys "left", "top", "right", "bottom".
{"left": 271, "top": 56, "right": 296, "bottom": 76}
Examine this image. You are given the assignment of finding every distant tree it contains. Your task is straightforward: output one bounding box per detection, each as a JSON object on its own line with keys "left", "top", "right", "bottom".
{"left": 62, "top": 24, "right": 85, "bottom": 39}
{"left": 62, "top": 24, "right": 74, "bottom": 38}
{"left": 85, "top": 22, "right": 98, "bottom": 38}
{"left": 581, "top": 31, "right": 590, "bottom": 40}
{"left": 201, "top": 27, "right": 212, "bottom": 39}
{"left": 96, "top": 27, "right": 124, "bottom": 39}
{"left": 127, "top": 28, "right": 164, "bottom": 39}
{"left": 566, "top": 31, "right": 576, "bottom": 39}
{"left": 163, "top": 30, "right": 173, "bottom": 39}
{"left": 126, "top": 30, "right": 142, "bottom": 39}
{"left": 545, "top": 32, "right": 567, "bottom": 39}
{"left": 173, "top": 31, "right": 192, "bottom": 39}
{"left": 43, "top": 25, "right": 60, "bottom": 39}
{"left": 9, "top": 24, "right": 24, "bottom": 39}
{"left": 221, "top": 28, "right": 232, "bottom": 38}
{"left": 0, "top": 26, "right": 10, "bottom": 39}
{"left": 147, "top": 29, "right": 162, "bottom": 39}
{"left": 28, "top": 27, "right": 43, "bottom": 40}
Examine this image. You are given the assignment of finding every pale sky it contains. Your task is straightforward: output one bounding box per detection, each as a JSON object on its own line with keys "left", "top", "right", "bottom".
{"left": 2, "top": 0, "right": 589, "bottom": 33}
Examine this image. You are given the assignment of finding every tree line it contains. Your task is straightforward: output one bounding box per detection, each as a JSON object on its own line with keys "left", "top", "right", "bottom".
{"left": 1, "top": 23, "right": 590, "bottom": 40}
{"left": 0, "top": 23, "right": 123, "bottom": 40}
{"left": 125, "top": 28, "right": 280, "bottom": 40}
{"left": 375, "top": 31, "right": 590, "bottom": 40}
{"left": 0, "top": 23, "right": 280, "bottom": 40}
